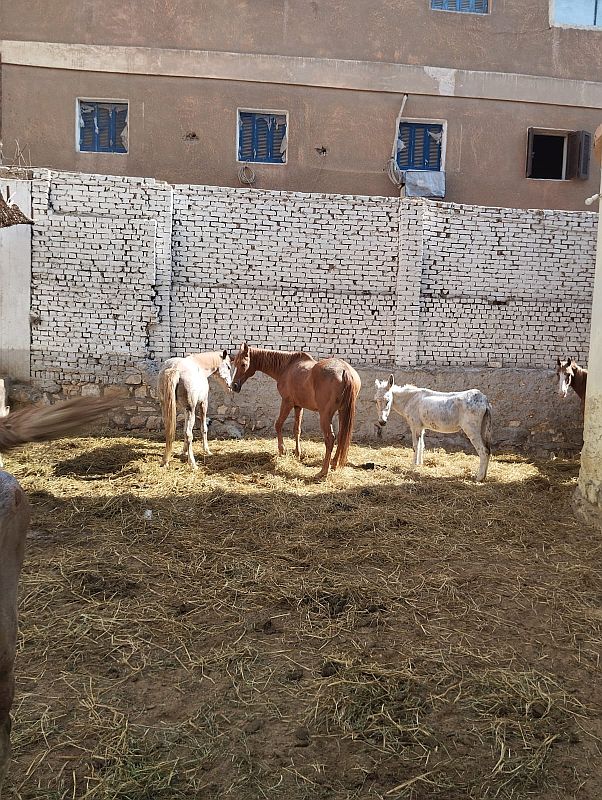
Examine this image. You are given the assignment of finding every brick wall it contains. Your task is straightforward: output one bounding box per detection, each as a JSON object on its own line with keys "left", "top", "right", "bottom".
{"left": 417, "top": 203, "right": 596, "bottom": 367}
{"left": 26, "top": 170, "right": 596, "bottom": 383}
{"left": 170, "top": 185, "right": 400, "bottom": 361}
{"left": 30, "top": 171, "right": 172, "bottom": 382}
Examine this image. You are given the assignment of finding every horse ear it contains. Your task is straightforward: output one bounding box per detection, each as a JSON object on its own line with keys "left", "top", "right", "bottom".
{"left": 222, "top": 349, "right": 228, "bottom": 360}
{"left": 242, "top": 341, "right": 249, "bottom": 354}
{"left": 388, "top": 374, "right": 394, "bottom": 387}
{"left": 556, "top": 357, "right": 561, "bottom": 366}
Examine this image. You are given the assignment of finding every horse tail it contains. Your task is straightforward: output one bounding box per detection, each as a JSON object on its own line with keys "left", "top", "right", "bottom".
{"left": 481, "top": 403, "right": 492, "bottom": 455}
{"left": 160, "top": 366, "right": 180, "bottom": 460}
{"left": 335, "top": 370, "right": 357, "bottom": 468}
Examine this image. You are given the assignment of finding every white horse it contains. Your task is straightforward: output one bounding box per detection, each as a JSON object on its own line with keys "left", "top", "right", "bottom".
{"left": 374, "top": 375, "right": 492, "bottom": 482}
{"left": 158, "top": 350, "right": 232, "bottom": 469}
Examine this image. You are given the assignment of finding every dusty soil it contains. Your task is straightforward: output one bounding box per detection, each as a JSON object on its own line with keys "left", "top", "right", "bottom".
{"left": 2, "top": 434, "right": 601, "bottom": 799}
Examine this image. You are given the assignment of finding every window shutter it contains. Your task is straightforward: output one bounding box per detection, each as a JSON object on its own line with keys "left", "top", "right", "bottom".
{"left": 96, "top": 104, "right": 112, "bottom": 151}
{"left": 566, "top": 130, "right": 591, "bottom": 180}
{"left": 578, "top": 130, "right": 592, "bottom": 179}
{"left": 431, "top": 0, "right": 449, "bottom": 9}
{"left": 272, "top": 119, "right": 287, "bottom": 163}
{"left": 114, "top": 106, "right": 128, "bottom": 153}
{"left": 79, "top": 105, "right": 96, "bottom": 151}
{"left": 397, "top": 124, "right": 412, "bottom": 169}
{"left": 238, "top": 113, "right": 254, "bottom": 161}
{"left": 525, "top": 128, "right": 535, "bottom": 178}
{"left": 254, "top": 117, "right": 270, "bottom": 161}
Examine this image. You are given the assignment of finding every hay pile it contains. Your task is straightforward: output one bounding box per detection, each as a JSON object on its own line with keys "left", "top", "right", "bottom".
{"left": 3, "top": 435, "right": 601, "bottom": 799}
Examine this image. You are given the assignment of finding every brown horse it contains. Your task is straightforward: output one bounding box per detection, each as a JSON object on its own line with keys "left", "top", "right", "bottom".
{"left": 231, "top": 343, "right": 361, "bottom": 478}
{"left": 556, "top": 357, "right": 588, "bottom": 412}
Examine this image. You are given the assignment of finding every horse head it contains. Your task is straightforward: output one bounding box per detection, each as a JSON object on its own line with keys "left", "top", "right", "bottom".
{"left": 216, "top": 350, "right": 233, "bottom": 391}
{"left": 556, "top": 357, "right": 575, "bottom": 399}
{"left": 374, "top": 374, "right": 395, "bottom": 427}
{"left": 232, "top": 342, "right": 256, "bottom": 393}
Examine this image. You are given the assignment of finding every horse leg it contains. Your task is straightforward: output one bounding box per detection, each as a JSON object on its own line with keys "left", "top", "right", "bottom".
{"left": 317, "top": 412, "right": 336, "bottom": 479}
{"left": 199, "top": 399, "right": 212, "bottom": 456}
{"left": 275, "top": 399, "right": 294, "bottom": 456}
{"left": 293, "top": 406, "right": 304, "bottom": 459}
{"left": 410, "top": 427, "right": 420, "bottom": 465}
{"left": 416, "top": 429, "right": 426, "bottom": 466}
{"left": 183, "top": 405, "right": 198, "bottom": 470}
{"left": 465, "top": 427, "right": 490, "bottom": 482}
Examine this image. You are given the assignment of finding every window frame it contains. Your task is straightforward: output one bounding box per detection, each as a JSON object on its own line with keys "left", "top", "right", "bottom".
{"left": 526, "top": 128, "right": 570, "bottom": 181}
{"left": 549, "top": 0, "right": 602, "bottom": 30}
{"left": 76, "top": 98, "right": 129, "bottom": 154}
{"left": 526, "top": 127, "right": 592, "bottom": 181}
{"left": 430, "top": 0, "right": 491, "bottom": 15}
{"left": 236, "top": 108, "right": 289, "bottom": 165}
{"left": 397, "top": 118, "right": 447, "bottom": 173}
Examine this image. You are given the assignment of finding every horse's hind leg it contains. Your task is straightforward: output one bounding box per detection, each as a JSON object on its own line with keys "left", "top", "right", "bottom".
{"left": 415, "top": 429, "right": 426, "bottom": 466}
{"left": 293, "top": 407, "right": 303, "bottom": 459}
{"left": 183, "top": 406, "right": 198, "bottom": 470}
{"left": 317, "top": 412, "right": 336, "bottom": 480}
{"left": 464, "top": 427, "right": 489, "bottom": 482}
{"left": 199, "top": 399, "right": 212, "bottom": 456}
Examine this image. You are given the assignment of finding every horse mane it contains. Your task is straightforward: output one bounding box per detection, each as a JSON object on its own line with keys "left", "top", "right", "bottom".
{"left": 250, "top": 348, "right": 312, "bottom": 374}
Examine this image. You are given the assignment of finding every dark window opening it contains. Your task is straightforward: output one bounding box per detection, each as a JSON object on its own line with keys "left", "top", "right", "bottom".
{"left": 528, "top": 134, "right": 565, "bottom": 179}
{"left": 526, "top": 128, "right": 591, "bottom": 181}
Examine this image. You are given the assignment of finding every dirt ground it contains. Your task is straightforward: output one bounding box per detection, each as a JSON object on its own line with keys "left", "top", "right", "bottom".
{"left": 2, "top": 433, "right": 601, "bottom": 799}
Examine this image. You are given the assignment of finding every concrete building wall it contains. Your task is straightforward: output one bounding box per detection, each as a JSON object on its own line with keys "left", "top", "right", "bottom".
{"left": 2, "top": 66, "right": 600, "bottom": 209}
{"left": 1, "top": 1, "right": 601, "bottom": 83}
{"left": 1, "top": 1, "right": 602, "bottom": 209}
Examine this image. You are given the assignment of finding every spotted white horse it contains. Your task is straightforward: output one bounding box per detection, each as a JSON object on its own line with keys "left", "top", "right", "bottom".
{"left": 374, "top": 375, "right": 493, "bottom": 482}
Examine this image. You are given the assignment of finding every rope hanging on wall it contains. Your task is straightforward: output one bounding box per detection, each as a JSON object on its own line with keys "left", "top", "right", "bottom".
{"left": 237, "top": 163, "right": 256, "bottom": 186}
{"left": 0, "top": 192, "right": 33, "bottom": 229}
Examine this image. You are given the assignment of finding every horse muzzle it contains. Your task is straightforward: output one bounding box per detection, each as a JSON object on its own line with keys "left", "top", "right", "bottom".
{"left": 232, "top": 382, "right": 241, "bottom": 393}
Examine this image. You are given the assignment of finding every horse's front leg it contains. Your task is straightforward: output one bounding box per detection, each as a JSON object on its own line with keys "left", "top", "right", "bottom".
{"left": 293, "top": 406, "right": 304, "bottom": 459}
{"left": 317, "top": 411, "right": 336, "bottom": 479}
{"left": 465, "top": 428, "right": 489, "bottom": 482}
{"left": 275, "top": 399, "right": 294, "bottom": 456}
{"left": 198, "top": 399, "right": 212, "bottom": 456}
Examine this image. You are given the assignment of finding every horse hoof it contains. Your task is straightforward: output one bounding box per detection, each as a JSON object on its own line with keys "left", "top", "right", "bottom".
{"left": 205, "top": 450, "right": 213, "bottom": 456}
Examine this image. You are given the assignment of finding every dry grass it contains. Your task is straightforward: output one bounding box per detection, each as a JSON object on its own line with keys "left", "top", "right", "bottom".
{"left": 3, "top": 433, "right": 602, "bottom": 799}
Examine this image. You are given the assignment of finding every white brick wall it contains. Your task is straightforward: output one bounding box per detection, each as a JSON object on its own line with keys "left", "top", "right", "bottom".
{"left": 27, "top": 170, "right": 597, "bottom": 381}
{"left": 170, "top": 185, "right": 400, "bottom": 361}
{"left": 417, "top": 203, "right": 596, "bottom": 367}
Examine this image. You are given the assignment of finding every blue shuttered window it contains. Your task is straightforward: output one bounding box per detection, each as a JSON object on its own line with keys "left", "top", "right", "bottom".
{"left": 431, "top": 0, "right": 489, "bottom": 12}
{"left": 79, "top": 102, "right": 128, "bottom": 153}
{"left": 238, "top": 112, "right": 287, "bottom": 163}
{"left": 397, "top": 123, "right": 443, "bottom": 171}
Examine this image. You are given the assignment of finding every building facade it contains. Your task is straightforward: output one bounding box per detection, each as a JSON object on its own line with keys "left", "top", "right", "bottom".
{"left": 1, "top": 0, "right": 602, "bottom": 209}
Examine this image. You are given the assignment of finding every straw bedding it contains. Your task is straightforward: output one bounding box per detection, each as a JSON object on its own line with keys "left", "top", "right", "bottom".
{"left": 2, "top": 433, "right": 601, "bottom": 799}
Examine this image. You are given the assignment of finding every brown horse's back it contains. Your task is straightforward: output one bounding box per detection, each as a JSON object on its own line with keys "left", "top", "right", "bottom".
{"left": 313, "top": 358, "right": 361, "bottom": 408}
